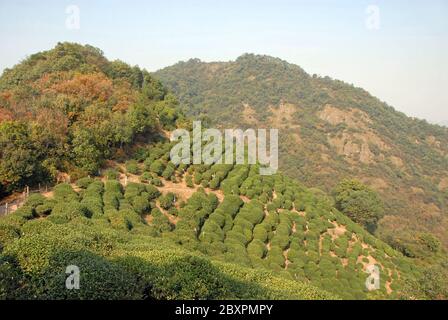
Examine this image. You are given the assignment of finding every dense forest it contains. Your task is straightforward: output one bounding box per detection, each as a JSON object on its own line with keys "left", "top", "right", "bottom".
{"left": 0, "top": 42, "right": 184, "bottom": 196}
{"left": 154, "top": 55, "right": 448, "bottom": 256}
{"left": 0, "top": 44, "right": 447, "bottom": 300}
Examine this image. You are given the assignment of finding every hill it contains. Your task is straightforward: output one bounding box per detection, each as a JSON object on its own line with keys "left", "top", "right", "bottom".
{"left": 0, "top": 138, "right": 429, "bottom": 300}
{"left": 0, "top": 44, "right": 446, "bottom": 300}
{"left": 153, "top": 54, "right": 448, "bottom": 254}
{"left": 0, "top": 42, "right": 184, "bottom": 197}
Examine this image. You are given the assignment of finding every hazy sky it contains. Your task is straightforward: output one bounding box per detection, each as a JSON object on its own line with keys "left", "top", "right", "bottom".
{"left": 1, "top": 0, "right": 447, "bottom": 125}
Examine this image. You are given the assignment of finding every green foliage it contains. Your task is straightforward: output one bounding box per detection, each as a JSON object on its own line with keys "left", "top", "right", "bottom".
{"left": 0, "top": 42, "right": 181, "bottom": 196}
{"left": 0, "top": 121, "right": 48, "bottom": 194}
{"left": 24, "top": 193, "right": 46, "bottom": 209}
{"left": 48, "top": 201, "right": 91, "bottom": 224}
{"left": 186, "top": 175, "right": 194, "bottom": 188}
{"left": 145, "top": 184, "right": 161, "bottom": 200}
{"left": 159, "top": 192, "right": 176, "bottom": 210}
{"left": 76, "top": 177, "right": 94, "bottom": 189}
{"left": 154, "top": 54, "right": 448, "bottom": 254}
{"left": 333, "top": 179, "right": 384, "bottom": 232}
{"left": 125, "top": 160, "right": 139, "bottom": 175}
{"left": 162, "top": 163, "right": 175, "bottom": 180}
{"left": 54, "top": 183, "right": 79, "bottom": 202}
{"left": 149, "top": 160, "right": 165, "bottom": 176}
{"left": 403, "top": 260, "right": 448, "bottom": 300}
{"left": 105, "top": 169, "right": 120, "bottom": 180}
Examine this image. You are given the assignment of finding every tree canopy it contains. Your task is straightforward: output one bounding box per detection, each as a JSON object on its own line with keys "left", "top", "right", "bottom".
{"left": 333, "top": 179, "right": 384, "bottom": 232}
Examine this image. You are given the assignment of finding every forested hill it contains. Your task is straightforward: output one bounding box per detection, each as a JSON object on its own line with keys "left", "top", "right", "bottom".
{"left": 154, "top": 54, "right": 448, "bottom": 253}
{"left": 0, "top": 44, "right": 446, "bottom": 300}
{"left": 0, "top": 42, "right": 184, "bottom": 197}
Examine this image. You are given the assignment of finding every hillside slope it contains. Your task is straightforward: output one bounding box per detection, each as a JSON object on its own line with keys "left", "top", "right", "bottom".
{"left": 0, "top": 45, "right": 444, "bottom": 300}
{"left": 0, "top": 139, "right": 423, "bottom": 300}
{"left": 0, "top": 42, "right": 184, "bottom": 197}
{"left": 154, "top": 55, "right": 448, "bottom": 251}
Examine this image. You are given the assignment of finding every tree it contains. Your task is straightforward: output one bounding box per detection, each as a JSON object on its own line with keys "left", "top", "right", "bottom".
{"left": 0, "top": 121, "right": 47, "bottom": 193}
{"left": 402, "top": 261, "right": 448, "bottom": 300}
{"left": 333, "top": 179, "right": 384, "bottom": 233}
{"left": 71, "top": 127, "right": 102, "bottom": 174}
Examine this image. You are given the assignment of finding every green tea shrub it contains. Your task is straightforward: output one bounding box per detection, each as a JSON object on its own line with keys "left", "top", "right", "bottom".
{"left": 144, "top": 184, "right": 160, "bottom": 200}
{"left": 208, "top": 212, "right": 226, "bottom": 228}
{"left": 151, "top": 208, "right": 174, "bottom": 232}
{"left": 35, "top": 201, "right": 54, "bottom": 216}
{"left": 126, "top": 160, "right": 139, "bottom": 174}
{"left": 139, "top": 172, "right": 153, "bottom": 183}
{"left": 159, "top": 192, "right": 175, "bottom": 210}
{"left": 200, "top": 220, "right": 224, "bottom": 243}
{"left": 247, "top": 239, "right": 267, "bottom": 259}
{"left": 132, "top": 195, "right": 150, "bottom": 214}
{"left": 149, "top": 160, "right": 165, "bottom": 176}
{"left": 162, "top": 163, "right": 175, "bottom": 180}
{"left": 271, "top": 235, "right": 290, "bottom": 250}
{"left": 76, "top": 177, "right": 94, "bottom": 189}
{"left": 10, "top": 206, "right": 34, "bottom": 222}
{"left": 237, "top": 201, "right": 264, "bottom": 226}
{"left": 266, "top": 246, "right": 285, "bottom": 268}
{"left": 185, "top": 175, "right": 194, "bottom": 188}
{"left": 54, "top": 183, "right": 79, "bottom": 202}
{"left": 253, "top": 224, "right": 269, "bottom": 242}
{"left": 0, "top": 224, "right": 20, "bottom": 251}
{"left": 105, "top": 169, "right": 119, "bottom": 180}
{"left": 124, "top": 182, "right": 146, "bottom": 200}
{"left": 24, "top": 194, "right": 46, "bottom": 209}
{"left": 48, "top": 201, "right": 91, "bottom": 224}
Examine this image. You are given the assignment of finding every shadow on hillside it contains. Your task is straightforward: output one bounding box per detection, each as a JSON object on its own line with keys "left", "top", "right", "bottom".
{"left": 0, "top": 248, "right": 272, "bottom": 300}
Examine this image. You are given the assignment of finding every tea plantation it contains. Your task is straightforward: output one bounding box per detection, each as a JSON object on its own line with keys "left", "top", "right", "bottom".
{"left": 0, "top": 141, "right": 421, "bottom": 300}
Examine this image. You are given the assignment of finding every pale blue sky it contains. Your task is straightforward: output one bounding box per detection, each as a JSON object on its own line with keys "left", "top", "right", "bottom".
{"left": 0, "top": 0, "right": 447, "bottom": 124}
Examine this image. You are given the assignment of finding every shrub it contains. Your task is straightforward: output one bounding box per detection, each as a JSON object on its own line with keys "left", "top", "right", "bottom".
{"left": 125, "top": 160, "right": 139, "bottom": 175}
{"left": 237, "top": 201, "right": 264, "bottom": 226}
{"left": 247, "top": 240, "right": 267, "bottom": 259}
{"left": 124, "top": 182, "right": 146, "bottom": 199}
{"left": 35, "top": 202, "right": 54, "bottom": 216}
{"left": 208, "top": 212, "right": 226, "bottom": 228}
{"left": 86, "top": 181, "right": 104, "bottom": 194}
{"left": 0, "top": 225, "right": 21, "bottom": 251}
{"left": 151, "top": 177, "right": 163, "bottom": 187}
{"left": 271, "top": 235, "right": 290, "bottom": 250}
{"left": 168, "top": 207, "right": 178, "bottom": 217}
{"left": 140, "top": 172, "right": 153, "bottom": 183}
{"left": 162, "top": 163, "right": 175, "bottom": 180}
{"left": 200, "top": 220, "right": 224, "bottom": 243}
{"left": 185, "top": 175, "right": 194, "bottom": 188}
{"left": 253, "top": 224, "right": 269, "bottom": 242}
{"left": 266, "top": 247, "right": 285, "bottom": 268}
{"left": 24, "top": 194, "right": 46, "bottom": 209}
{"left": 105, "top": 169, "right": 119, "bottom": 180}
{"left": 209, "top": 177, "right": 221, "bottom": 190}
{"left": 159, "top": 193, "right": 175, "bottom": 210}
{"left": 13, "top": 206, "right": 35, "bottom": 220}
{"left": 132, "top": 195, "right": 150, "bottom": 214}
{"left": 151, "top": 208, "right": 173, "bottom": 232}
{"left": 76, "top": 177, "right": 94, "bottom": 189}
{"left": 145, "top": 184, "right": 161, "bottom": 200}
{"left": 149, "top": 160, "right": 165, "bottom": 176}
{"left": 194, "top": 173, "right": 202, "bottom": 185}
{"left": 106, "top": 210, "right": 133, "bottom": 231}
{"left": 29, "top": 250, "right": 142, "bottom": 299}
{"left": 48, "top": 201, "right": 91, "bottom": 224}
{"left": 81, "top": 197, "right": 103, "bottom": 218}
{"left": 54, "top": 183, "right": 79, "bottom": 202}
